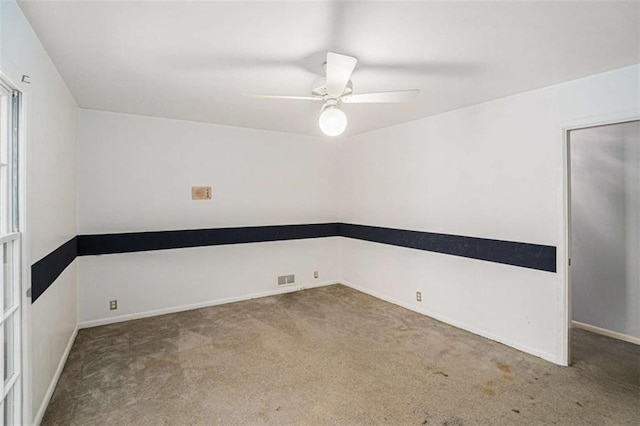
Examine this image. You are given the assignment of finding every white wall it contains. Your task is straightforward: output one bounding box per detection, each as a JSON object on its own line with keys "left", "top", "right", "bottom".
{"left": 571, "top": 120, "right": 639, "bottom": 339}
{"left": 1, "top": 1, "right": 79, "bottom": 423}
{"left": 338, "top": 65, "right": 640, "bottom": 364}
{"left": 77, "top": 110, "right": 341, "bottom": 325}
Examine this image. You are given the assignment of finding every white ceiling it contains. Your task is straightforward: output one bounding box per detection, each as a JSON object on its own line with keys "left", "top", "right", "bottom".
{"left": 18, "top": 0, "right": 640, "bottom": 137}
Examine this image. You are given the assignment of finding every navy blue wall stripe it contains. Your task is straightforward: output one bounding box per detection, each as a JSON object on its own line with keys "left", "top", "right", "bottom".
{"left": 77, "top": 223, "right": 341, "bottom": 255}
{"left": 32, "top": 223, "right": 556, "bottom": 303}
{"left": 339, "top": 223, "right": 556, "bottom": 273}
{"left": 31, "top": 237, "right": 77, "bottom": 303}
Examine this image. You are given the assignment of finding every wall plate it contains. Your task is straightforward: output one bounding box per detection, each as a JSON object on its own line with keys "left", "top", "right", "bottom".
{"left": 192, "top": 186, "right": 211, "bottom": 200}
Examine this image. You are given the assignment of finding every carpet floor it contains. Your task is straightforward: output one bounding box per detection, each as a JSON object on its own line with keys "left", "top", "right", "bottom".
{"left": 42, "top": 284, "right": 639, "bottom": 425}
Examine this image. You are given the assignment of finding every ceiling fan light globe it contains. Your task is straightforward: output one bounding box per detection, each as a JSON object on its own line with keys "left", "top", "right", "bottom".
{"left": 319, "top": 106, "right": 347, "bottom": 136}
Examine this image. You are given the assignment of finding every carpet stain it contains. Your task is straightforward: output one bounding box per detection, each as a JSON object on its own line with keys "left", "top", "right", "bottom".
{"left": 503, "top": 374, "right": 513, "bottom": 381}
{"left": 496, "top": 362, "right": 511, "bottom": 373}
{"left": 481, "top": 380, "right": 497, "bottom": 396}
{"left": 442, "top": 416, "right": 464, "bottom": 426}
{"left": 482, "top": 387, "right": 496, "bottom": 396}
{"left": 480, "top": 386, "right": 496, "bottom": 396}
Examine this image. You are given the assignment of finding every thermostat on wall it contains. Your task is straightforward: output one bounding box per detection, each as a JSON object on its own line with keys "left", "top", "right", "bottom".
{"left": 192, "top": 186, "right": 211, "bottom": 200}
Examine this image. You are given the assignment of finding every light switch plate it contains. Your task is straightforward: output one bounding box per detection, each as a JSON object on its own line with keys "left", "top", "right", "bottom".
{"left": 192, "top": 186, "right": 211, "bottom": 200}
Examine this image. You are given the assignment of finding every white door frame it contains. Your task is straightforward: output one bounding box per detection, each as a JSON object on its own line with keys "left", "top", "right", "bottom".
{"left": 0, "top": 72, "right": 25, "bottom": 425}
{"left": 559, "top": 109, "right": 640, "bottom": 366}
{"left": 0, "top": 67, "right": 30, "bottom": 425}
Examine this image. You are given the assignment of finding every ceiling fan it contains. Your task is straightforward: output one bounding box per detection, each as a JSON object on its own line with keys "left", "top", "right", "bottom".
{"left": 248, "top": 52, "right": 420, "bottom": 136}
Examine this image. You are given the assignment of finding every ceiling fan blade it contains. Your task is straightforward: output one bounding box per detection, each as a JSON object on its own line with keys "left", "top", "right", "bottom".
{"left": 246, "top": 94, "right": 322, "bottom": 101}
{"left": 342, "top": 89, "right": 420, "bottom": 104}
{"left": 326, "top": 52, "right": 358, "bottom": 97}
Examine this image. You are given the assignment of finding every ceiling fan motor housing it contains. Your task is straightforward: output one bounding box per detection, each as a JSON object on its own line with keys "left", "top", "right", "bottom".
{"left": 312, "top": 78, "right": 353, "bottom": 99}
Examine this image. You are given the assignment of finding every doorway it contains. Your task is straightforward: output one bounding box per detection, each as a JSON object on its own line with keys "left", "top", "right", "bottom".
{"left": 567, "top": 119, "right": 639, "bottom": 367}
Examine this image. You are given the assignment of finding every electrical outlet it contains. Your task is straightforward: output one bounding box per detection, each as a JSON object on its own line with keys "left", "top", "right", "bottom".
{"left": 314, "top": 271, "right": 319, "bottom": 279}
{"left": 286, "top": 274, "right": 295, "bottom": 284}
{"left": 416, "top": 292, "right": 422, "bottom": 302}
{"left": 109, "top": 300, "right": 118, "bottom": 310}
{"left": 192, "top": 186, "right": 211, "bottom": 200}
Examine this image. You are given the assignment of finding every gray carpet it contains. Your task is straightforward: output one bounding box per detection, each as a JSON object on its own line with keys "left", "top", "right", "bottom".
{"left": 43, "top": 284, "right": 639, "bottom": 425}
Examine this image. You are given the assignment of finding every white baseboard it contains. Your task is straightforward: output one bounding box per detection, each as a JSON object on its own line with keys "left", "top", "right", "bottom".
{"left": 341, "top": 280, "right": 559, "bottom": 365}
{"left": 572, "top": 321, "right": 640, "bottom": 345}
{"left": 79, "top": 280, "right": 339, "bottom": 329}
{"left": 34, "top": 324, "right": 79, "bottom": 426}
